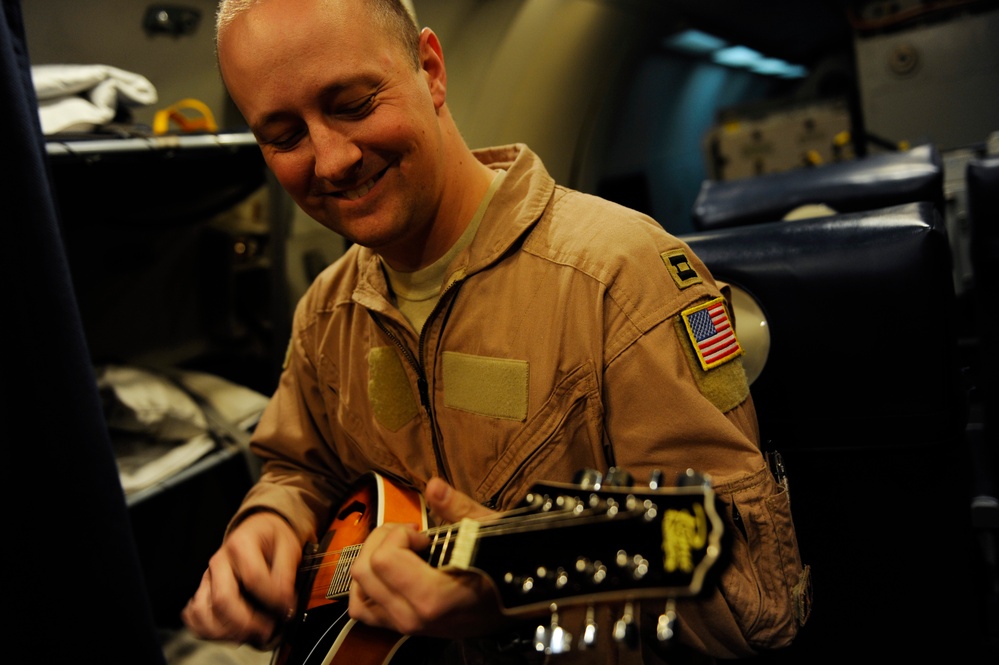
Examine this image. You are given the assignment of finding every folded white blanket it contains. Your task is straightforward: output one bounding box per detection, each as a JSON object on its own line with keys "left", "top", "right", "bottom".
{"left": 32, "top": 64, "right": 158, "bottom": 135}
{"left": 97, "top": 365, "right": 269, "bottom": 495}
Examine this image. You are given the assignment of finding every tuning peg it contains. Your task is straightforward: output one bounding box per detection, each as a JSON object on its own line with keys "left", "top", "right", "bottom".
{"left": 534, "top": 603, "right": 572, "bottom": 654}
{"left": 657, "top": 599, "right": 678, "bottom": 642}
{"left": 677, "top": 468, "right": 712, "bottom": 488}
{"left": 612, "top": 601, "right": 639, "bottom": 649}
{"left": 604, "top": 467, "right": 634, "bottom": 487}
{"left": 572, "top": 468, "right": 603, "bottom": 489}
{"left": 648, "top": 469, "right": 664, "bottom": 490}
{"left": 579, "top": 604, "right": 598, "bottom": 649}
{"left": 616, "top": 550, "right": 650, "bottom": 580}
{"left": 533, "top": 624, "right": 548, "bottom": 652}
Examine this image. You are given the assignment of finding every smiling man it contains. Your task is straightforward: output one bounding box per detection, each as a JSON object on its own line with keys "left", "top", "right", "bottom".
{"left": 216, "top": 0, "right": 492, "bottom": 271}
{"left": 181, "top": 1, "right": 810, "bottom": 663}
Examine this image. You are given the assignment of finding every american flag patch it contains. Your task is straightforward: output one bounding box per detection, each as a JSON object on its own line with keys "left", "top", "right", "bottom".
{"left": 682, "top": 297, "right": 743, "bottom": 370}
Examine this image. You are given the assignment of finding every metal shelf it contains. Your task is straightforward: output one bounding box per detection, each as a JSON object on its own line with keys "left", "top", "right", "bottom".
{"left": 45, "top": 131, "right": 258, "bottom": 162}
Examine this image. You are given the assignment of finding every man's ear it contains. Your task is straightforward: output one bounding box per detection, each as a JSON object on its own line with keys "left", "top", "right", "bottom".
{"left": 419, "top": 27, "right": 447, "bottom": 108}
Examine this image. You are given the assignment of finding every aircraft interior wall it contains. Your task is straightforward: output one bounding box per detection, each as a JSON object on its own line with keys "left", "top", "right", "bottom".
{"left": 415, "top": 0, "right": 668, "bottom": 194}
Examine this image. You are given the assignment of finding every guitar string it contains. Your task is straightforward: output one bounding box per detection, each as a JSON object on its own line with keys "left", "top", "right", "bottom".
{"left": 294, "top": 504, "right": 646, "bottom": 576}
{"left": 294, "top": 505, "right": 535, "bottom": 572}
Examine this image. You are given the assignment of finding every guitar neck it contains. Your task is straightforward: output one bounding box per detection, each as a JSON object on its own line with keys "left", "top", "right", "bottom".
{"left": 317, "top": 479, "right": 722, "bottom": 614}
{"left": 278, "top": 470, "right": 724, "bottom": 665}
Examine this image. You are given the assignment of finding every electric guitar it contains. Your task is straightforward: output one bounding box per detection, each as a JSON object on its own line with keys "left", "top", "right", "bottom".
{"left": 271, "top": 469, "right": 724, "bottom": 665}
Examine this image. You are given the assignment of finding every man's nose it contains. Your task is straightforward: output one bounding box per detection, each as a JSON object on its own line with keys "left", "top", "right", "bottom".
{"left": 311, "top": 123, "right": 361, "bottom": 182}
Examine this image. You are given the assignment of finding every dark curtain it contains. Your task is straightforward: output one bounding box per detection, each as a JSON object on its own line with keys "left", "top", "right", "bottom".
{"left": 1, "top": 1, "right": 166, "bottom": 662}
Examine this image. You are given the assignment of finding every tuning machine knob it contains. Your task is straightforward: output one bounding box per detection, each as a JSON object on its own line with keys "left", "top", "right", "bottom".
{"left": 579, "top": 604, "right": 598, "bottom": 649}
{"left": 657, "top": 599, "right": 678, "bottom": 643}
{"left": 648, "top": 468, "right": 664, "bottom": 489}
{"left": 612, "top": 600, "right": 639, "bottom": 648}
{"left": 572, "top": 468, "right": 603, "bottom": 489}
{"left": 534, "top": 603, "right": 572, "bottom": 654}
{"left": 678, "top": 468, "right": 712, "bottom": 488}
{"left": 604, "top": 466, "right": 634, "bottom": 487}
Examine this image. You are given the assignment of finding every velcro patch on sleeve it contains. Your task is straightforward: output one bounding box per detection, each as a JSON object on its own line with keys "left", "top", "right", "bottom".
{"left": 662, "top": 248, "right": 703, "bottom": 290}
{"left": 674, "top": 315, "right": 750, "bottom": 414}
{"left": 681, "top": 296, "right": 743, "bottom": 370}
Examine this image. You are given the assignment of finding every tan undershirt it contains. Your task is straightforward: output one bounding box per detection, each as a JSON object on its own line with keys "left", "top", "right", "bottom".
{"left": 383, "top": 170, "right": 505, "bottom": 332}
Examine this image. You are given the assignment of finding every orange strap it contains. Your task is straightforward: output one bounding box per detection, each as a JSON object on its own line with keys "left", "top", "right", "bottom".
{"left": 152, "top": 98, "right": 219, "bottom": 135}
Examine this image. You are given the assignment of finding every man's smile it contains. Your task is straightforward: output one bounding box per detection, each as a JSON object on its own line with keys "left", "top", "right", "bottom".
{"left": 332, "top": 164, "right": 390, "bottom": 200}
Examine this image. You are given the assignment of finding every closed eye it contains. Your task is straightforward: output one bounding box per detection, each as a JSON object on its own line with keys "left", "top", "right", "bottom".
{"left": 337, "top": 94, "right": 376, "bottom": 120}
{"left": 261, "top": 128, "right": 306, "bottom": 152}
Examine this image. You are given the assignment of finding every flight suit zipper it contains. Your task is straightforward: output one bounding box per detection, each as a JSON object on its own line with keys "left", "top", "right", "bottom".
{"left": 369, "top": 278, "right": 464, "bottom": 483}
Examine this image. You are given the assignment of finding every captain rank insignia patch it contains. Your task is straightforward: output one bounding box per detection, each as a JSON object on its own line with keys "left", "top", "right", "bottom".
{"left": 662, "top": 248, "right": 703, "bottom": 289}
{"left": 681, "top": 296, "right": 743, "bottom": 371}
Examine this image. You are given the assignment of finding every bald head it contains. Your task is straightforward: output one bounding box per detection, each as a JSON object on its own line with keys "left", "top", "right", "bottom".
{"left": 215, "top": 0, "right": 420, "bottom": 69}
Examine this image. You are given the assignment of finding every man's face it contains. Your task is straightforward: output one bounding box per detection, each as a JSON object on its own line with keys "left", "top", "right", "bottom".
{"left": 218, "top": 0, "right": 445, "bottom": 259}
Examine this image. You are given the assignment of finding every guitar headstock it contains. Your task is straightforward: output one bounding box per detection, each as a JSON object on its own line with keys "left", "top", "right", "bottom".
{"left": 443, "top": 468, "right": 725, "bottom": 617}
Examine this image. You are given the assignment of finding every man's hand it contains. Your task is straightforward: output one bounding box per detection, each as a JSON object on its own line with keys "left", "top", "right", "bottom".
{"left": 347, "top": 477, "right": 505, "bottom": 638}
{"left": 181, "top": 511, "right": 301, "bottom": 648}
